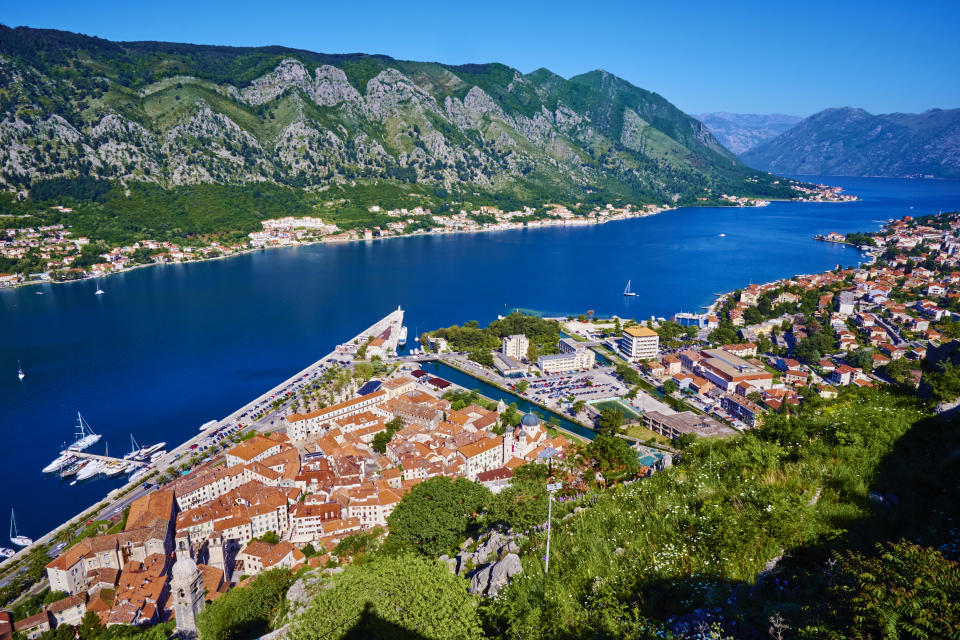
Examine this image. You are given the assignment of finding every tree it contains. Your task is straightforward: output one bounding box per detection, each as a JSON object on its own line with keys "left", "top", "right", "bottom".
{"left": 662, "top": 379, "right": 679, "bottom": 395}
{"left": 197, "top": 569, "right": 294, "bottom": 640}
{"left": 289, "top": 553, "right": 484, "bottom": 640}
{"left": 259, "top": 530, "right": 279, "bottom": 545}
{"left": 595, "top": 407, "right": 625, "bottom": 436}
{"left": 584, "top": 434, "right": 641, "bottom": 483}
{"left": 924, "top": 360, "right": 960, "bottom": 403}
{"left": 385, "top": 476, "right": 490, "bottom": 557}
{"left": 848, "top": 348, "right": 874, "bottom": 373}
{"left": 485, "top": 464, "right": 549, "bottom": 531}
{"left": 515, "top": 380, "right": 529, "bottom": 394}
{"left": 828, "top": 541, "right": 960, "bottom": 639}
{"left": 572, "top": 399, "right": 586, "bottom": 415}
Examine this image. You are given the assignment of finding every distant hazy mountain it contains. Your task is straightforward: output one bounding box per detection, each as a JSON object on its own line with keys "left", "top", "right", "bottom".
{"left": 695, "top": 112, "right": 803, "bottom": 155}
{"left": 741, "top": 107, "right": 960, "bottom": 179}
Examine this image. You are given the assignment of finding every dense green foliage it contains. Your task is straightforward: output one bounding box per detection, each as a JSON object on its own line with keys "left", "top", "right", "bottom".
{"left": 430, "top": 313, "right": 563, "bottom": 359}
{"left": 29, "top": 612, "right": 173, "bottom": 640}
{"left": 385, "top": 477, "right": 491, "bottom": 557}
{"left": 196, "top": 569, "right": 294, "bottom": 640}
{"left": 289, "top": 553, "right": 484, "bottom": 640}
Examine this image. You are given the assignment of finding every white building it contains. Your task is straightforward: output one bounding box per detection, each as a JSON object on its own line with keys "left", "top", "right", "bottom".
{"left": 619, "top": 326, "right": 659, "bottom": 361}
{"left": 501, "top": 334, "right": 529, "bottom": 360}
{"left": 537, "top": 348, "right": 595, "bottom": 374}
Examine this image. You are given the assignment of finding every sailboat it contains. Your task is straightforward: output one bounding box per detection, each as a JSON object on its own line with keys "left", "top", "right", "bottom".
{"left": 10, "top": 509, "right": 32, "bottom": 547}
{"left": 623, "top": 280, "right": 638, "bottom": 297}
{"left": 17, "top": 360, "right": 24, "bottom": 382}
{"left": 67, "top": 413, "right": 102, "bottom": 452}
{"left": 94, "top": 279, "right": 105, "bottom": 296}
{"left": 123, "top": 434, "right": 142, "bottom": 460}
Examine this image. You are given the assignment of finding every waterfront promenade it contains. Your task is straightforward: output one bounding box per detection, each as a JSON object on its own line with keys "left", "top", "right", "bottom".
{"left": 0, "top": 307, "right": 404, "bottom": 571}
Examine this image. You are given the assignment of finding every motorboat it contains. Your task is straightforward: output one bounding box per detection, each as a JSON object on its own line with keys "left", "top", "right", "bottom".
{"left": 76, "top": 460, "right": 105, "bottom": 481}
{"left": 43, "top": 453, "right": 75, "bottom": 474}
{"left": 17, "top": 360, "right": 24, "bottom": 382}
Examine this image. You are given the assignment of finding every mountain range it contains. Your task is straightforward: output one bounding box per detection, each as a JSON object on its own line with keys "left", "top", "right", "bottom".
{"left": 0, "top": 25, "right": 795, "bottom": 209}
{"left": 741, "top": 107, "right": 960, "bottom": 179}
{"left": 694, "top": 112, "right": 803, "bottom": 155}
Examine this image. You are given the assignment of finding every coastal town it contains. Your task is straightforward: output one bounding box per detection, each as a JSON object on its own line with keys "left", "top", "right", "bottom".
{"left": 1, "top": 206, "right": 955, "bottom": 639}
{"left": 0, "top": 181, "right": 852, "bottom": 288}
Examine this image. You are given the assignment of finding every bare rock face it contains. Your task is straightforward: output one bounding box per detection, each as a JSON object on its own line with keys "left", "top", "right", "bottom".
{"left": 309, "top": 66, "right": 362, "bottom": 108}
{"left": 469, "top": 552, "right": 522, "bottom": 596}
{"left": 241, "top": 58, "right": 312, "bottom": 105}
{"left": 0, "top": 36, "right": 780, "bottom": 201}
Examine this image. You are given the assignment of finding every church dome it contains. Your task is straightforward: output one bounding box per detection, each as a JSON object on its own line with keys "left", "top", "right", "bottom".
{"left": 172, "top": 555, "right": 199, "bottom": 582}
{"left": 520, "top": 412, "right": 541, "bottom": 428}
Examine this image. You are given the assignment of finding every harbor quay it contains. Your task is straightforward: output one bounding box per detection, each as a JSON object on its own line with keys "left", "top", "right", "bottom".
{"left": 0, "top": 307, "right": 406, "bottom": 572}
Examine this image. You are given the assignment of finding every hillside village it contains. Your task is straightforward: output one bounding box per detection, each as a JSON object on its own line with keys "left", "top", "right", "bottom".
{"left": 0, "top": 179, "right": 851, "bottom": 287}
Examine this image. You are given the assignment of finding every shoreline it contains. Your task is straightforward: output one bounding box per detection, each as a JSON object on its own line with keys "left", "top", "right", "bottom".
{"left": 0, "top": 308, "right": 404, "bottom": 571}
{"left": 2, "top": 192, "right": 853, "bottom": 292}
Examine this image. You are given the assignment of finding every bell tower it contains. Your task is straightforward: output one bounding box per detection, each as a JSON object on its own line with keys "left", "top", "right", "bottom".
{"left": 171, "top": 555, "right": 205, "bottom": 638}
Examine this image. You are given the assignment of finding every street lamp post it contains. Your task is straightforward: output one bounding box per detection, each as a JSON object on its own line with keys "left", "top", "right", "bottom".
{"left": 544, "top": 482, "right": 561, "bottom": 575}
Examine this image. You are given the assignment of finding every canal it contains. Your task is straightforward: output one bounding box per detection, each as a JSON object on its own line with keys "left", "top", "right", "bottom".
{"left": 416, "top": 361, "right": 596, "bottom": 441}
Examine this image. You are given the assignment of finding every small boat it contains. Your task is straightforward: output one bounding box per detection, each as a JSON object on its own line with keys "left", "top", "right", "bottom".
{"left": 17, "top": 360, "right": 24, "bottom": 382}
{"left": 59, "top": 459, "right": 85, "bottom": 478}
{"left": 199, "top": 420, "right": 218, "bottom": 432}
{"left": 10, "top": 510, "right": 32, "bottom": 547}
{"left": 0, "top": 547, "right": 15, "bottom": 559}
{"left": 94, "top": 279, "right": 105, "bottom": 296}
{"left": 623, "top": 280, "right": 638, "bottom": 297}
{"left": 35, "top": 291, "right": 43, "bottom": 295}
{"left": 719, "top": 233, "right": 726, "bottom": 237}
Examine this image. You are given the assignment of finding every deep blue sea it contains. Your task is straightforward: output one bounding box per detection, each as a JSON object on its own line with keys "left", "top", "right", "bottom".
{"left": 3, "top": 175, "right": 960, "bottom": 536}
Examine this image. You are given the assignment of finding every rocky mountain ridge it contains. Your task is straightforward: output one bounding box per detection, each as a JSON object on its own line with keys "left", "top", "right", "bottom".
{"left": 741, "top": 106, "right": 960, "bottom": 178}
{"left": 695, "top": 112, "right": 803, "bottom": 155}
{"left": 0, "top": 25, "right": 794, "bottom": 205}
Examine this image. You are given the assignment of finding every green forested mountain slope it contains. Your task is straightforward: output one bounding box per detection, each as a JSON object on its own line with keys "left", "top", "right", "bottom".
{"left": 0, "top": 25, "right": 794, "bottom": 206}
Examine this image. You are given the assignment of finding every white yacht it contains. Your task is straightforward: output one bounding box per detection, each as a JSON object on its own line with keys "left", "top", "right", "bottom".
{"left": 129, "top": 466, "right": 151, "bottom": 482}
{"left": 42, "top": 453, "right": 75, "bottom": 474}
{"left": 67, "top": 413, "right": 101, "bottom": 452}
{"left": 139, "top": 443, "right": 166, "bottom": 459}
{"left": 398, "top": 326, "right": 408, "bottom": 347}
{"left": 149, "top": 450, "right": 167, "bottom": 462}
{"left": 10, "top": 510, "right": 32, "bottom": 547}
{"left": 76, "top": 459, "right": 105, "bottom": 481}
{"left": 17, "top": 360, "right": 24, "bottom": 382}
{"left": 94, "top": 279, "right": 105, "bottom": 296}
{"left": 623, "top": 280, "right": 638, "bottom": 296}
{"left": 103, "top": 461, "right": 127, "bottom": 477}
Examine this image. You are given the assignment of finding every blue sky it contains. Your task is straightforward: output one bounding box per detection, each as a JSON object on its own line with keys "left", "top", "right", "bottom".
{"left": 4, "top": 0, "right": 958, "bottom": 116}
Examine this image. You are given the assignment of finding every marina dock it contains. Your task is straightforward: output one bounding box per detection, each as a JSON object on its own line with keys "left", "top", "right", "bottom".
{"left": 3, "top": 307, "right": 406, "bottom": 569}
